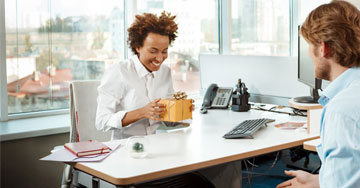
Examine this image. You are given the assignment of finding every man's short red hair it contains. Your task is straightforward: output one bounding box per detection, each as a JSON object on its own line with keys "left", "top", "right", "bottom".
{"left": 301, "top": 1, "right": 360, "bottom": 67}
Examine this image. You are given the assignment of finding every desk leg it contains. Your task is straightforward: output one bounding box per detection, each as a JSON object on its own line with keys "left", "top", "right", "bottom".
{"left": 73, "top": 170, "right": 134, "bottom": 188}
{"left": 73, "top": 170, "right": 92, "bottom": 188}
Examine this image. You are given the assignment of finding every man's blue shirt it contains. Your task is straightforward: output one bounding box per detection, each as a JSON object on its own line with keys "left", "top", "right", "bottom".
{"left": 317, "top": 67, "right": 360, "bottom": 188}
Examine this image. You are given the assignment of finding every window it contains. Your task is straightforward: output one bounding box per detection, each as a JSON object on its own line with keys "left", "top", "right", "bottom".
{"left": 5, "top": 0, "right": 125, "bottom": 114}
{"left": 231, "top": 0, "right": 290, "bottom": 56}
{"left": 1, "top": 0, "right": 303, "bottom": 120}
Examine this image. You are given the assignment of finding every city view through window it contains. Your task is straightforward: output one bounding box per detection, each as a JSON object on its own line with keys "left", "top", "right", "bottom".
{"left": 5, "top": 0, "right": 289, "bottom": 114}
{"left": 231, "top": 0, "right": 290, "bottom": 56}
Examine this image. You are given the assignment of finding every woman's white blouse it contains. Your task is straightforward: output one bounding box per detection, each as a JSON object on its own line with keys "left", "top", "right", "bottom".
{"left": 95, "top": 55, "right": 174, "bottom": 140}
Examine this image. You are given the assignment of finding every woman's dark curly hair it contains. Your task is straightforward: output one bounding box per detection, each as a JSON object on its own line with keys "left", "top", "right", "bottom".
{"left": 127, "top": 11, "right": 178, "bottom": 56}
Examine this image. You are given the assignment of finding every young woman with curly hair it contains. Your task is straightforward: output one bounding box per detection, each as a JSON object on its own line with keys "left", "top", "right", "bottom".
{"left": 95, "top": 12, "right": 216, "bottom": 187}
{"left": 96, "top": 11, "right": 193, "bottom": 140}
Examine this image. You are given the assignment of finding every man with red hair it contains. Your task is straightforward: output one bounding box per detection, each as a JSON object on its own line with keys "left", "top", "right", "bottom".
{"left": 277, "top": 1, "right": 360, "bottom": 187}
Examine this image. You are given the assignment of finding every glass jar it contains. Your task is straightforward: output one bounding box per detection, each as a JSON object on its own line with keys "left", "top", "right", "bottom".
{"left": 126, "top": 136, "right": 150, "bottom": 159}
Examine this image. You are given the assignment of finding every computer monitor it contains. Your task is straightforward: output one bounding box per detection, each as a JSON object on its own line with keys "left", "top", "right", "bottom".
{"left": 293, "top": 29, "right": 322, "bottom": 104}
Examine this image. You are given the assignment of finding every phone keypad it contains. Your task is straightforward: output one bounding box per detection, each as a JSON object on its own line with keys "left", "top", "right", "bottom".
{"left": 216, "top": 97, "right": 226, "bottom": 105}
{"left": 211, "top": 87, "right": 233, "bottom": 108}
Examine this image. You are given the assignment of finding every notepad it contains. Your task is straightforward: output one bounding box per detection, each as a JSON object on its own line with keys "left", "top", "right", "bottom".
{"left": 64, "top": 140, "right": 111, "bottom": 157}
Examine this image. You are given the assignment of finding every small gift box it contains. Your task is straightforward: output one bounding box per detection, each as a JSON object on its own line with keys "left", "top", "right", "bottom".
{"left": 159, "top": 92, "right": 193, "bottom": 122}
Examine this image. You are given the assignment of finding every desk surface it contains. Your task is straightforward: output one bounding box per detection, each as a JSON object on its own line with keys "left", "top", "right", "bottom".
{"left": 303, "top": 138, "right": 320, "bottom": 152}
{"left": 72, "top": 109, "right": 319, "bottom": 185}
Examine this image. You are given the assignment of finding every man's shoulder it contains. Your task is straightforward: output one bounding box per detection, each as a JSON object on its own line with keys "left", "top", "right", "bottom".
{"left": 328, "top": 79, "right": 360, "bottom": 118}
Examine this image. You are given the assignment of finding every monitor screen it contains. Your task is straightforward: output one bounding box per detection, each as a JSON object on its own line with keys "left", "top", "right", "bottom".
{"left": 298, "top": 35, "right": 316, "bottom": 88}
{"left": 294, "top": 27, "right": 322, "bottom": 104}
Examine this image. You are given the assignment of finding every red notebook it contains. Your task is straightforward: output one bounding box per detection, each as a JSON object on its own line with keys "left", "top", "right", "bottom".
{"left": 64, "top": 140, "right": 110, "bottom": 157}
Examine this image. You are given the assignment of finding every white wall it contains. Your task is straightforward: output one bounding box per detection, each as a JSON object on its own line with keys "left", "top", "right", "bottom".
{"left": 199, "top": 54, "right": 311, "bottom": 104}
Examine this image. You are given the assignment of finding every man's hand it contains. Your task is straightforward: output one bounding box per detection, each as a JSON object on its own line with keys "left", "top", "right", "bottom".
{"left": 276, "top": 170, "right": 319, "bottom": 188}
{"left": 140, "top": 99, "right": 166, "bottom": 120}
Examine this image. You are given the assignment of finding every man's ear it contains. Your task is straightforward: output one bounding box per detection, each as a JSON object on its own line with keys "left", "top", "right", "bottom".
{"left": 320, "top": 41, "right": 330, "bottom": 58}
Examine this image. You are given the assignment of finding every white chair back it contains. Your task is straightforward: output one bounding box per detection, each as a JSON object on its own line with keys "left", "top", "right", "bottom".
{"left": 69, "top": 80, "right": 111, "bottom": 142}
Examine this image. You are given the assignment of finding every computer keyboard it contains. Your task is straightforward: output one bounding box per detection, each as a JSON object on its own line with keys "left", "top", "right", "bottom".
{"left": 223, "top": 118, "right": 275, "bottom": 139}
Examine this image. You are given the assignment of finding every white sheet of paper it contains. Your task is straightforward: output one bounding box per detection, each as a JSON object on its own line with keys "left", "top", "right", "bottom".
{"left": 40, "top": 142, "right": 121, "bottom": 162}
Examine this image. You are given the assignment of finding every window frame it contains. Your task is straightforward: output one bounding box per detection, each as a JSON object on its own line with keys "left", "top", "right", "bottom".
{"left": 290, "top": 0, "right": 299, "bottom": 56}
{"left": 219, "top": 0, "right": 231, "bottom": 54}
{"left": 0, "top": 0, "right": 299, "bottom": 121}
{"left": 1, "top": 0, "right": 8, "bottom": 121}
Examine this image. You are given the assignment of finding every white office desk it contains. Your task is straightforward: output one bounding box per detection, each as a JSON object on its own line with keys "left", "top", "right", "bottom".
{"left": 70, "top": 109, "right": 319, "bottom": 187}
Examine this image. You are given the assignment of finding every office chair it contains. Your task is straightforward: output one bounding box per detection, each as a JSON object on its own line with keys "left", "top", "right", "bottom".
{"left": 61, "top": 80, "right": 111, "bottom": 188}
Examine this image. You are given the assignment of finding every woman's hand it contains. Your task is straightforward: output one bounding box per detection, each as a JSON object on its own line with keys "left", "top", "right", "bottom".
{"left": 190, "top": 99, "right": 195, "bottom": 111}
{"left": 140, "top": 99, "right": 166, "bottom": 120}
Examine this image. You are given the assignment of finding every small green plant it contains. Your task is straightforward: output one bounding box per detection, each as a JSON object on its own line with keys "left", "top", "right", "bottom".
{"left": 132, "top": 142, "right": 144, "bottom": 152}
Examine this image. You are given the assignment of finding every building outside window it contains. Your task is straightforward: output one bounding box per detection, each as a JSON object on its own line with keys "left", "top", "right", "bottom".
{"left": 5, "top": 0, "right": 125, "bottom": 114}
{"left": 231, "top": 0, "right": 290, "bottom": 56}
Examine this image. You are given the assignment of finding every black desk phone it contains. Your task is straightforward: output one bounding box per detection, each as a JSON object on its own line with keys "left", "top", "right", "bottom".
{"left": 200, "top": 84, "right": 233, "bottom": 114}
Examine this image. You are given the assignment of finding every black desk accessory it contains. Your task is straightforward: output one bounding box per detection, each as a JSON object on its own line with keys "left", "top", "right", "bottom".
{"left": 231, "top": 79, "right": 250, "bottom": 112}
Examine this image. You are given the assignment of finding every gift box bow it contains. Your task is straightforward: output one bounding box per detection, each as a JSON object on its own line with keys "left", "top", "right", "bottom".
{"left": 173, "top": 91, "right": 188, "bottom": 100}
{"left": 168, "top": 91, "right": 188, "bottom": 109}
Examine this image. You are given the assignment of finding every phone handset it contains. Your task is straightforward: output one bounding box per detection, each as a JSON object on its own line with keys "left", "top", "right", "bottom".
{"left": 200, "top": 83, "right": 218, "bottom": 114}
